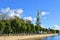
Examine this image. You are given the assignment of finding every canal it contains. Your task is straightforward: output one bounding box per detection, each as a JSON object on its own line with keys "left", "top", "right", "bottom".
{"left": 41, "top": 34, "right": 60, "bottom": 40}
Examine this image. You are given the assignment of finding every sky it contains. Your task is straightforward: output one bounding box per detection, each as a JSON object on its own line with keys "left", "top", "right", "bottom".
{"left": 0, "top": 0, "right": 60, "bottom": 30}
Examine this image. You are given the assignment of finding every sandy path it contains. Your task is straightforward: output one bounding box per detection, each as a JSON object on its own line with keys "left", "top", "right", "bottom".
{"left": 0, "top": 34, "right": 57, "bottom": 40}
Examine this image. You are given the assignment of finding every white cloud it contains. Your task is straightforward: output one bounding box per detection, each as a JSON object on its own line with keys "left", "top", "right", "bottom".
{"left": 32, "top": 17, "right": 36, "bottom": 24}
{"left": 24, "top": 17, "right": 37, "bottom": 24}
{"left": 44, "top": 17, "right": 47, "bottom": 19}
{"left": 41, "top": 11, "right": 49, "bottom": 19}
{"left": 41, "top": 11, "right": 49, "bottom": 16}
{"left": 41, "top": 25, "right": 48, "bottom": 28}
{"left": 24, "top": 17, "right": 32, "bottom": 21}
{"left": 0, "top": 7, "right": 23, "bottom": 19}
{"left": 33, "top": 18, "right": 36, "bottom": 21}
{"left": 1, "top": 7, "right": 10, "bottom": 13}
{"left": 52, "top": 25, "right": 60, "bottom": 30}
{"left": 40, "top": 25, "right": 44, "bottom": 28}
{"left": 24, "top": 17, "right": 37, "bottom": 22}
{"left": 8, "top": 10, "right": 15, "bottom": 18}
{"left": 16, "top": 8, "right": 23, "bottom": 14}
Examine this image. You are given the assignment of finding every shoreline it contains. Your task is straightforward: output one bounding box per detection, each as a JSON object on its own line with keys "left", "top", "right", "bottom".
{"left": 0, "top": 34, "right": 57, "bottom": 40}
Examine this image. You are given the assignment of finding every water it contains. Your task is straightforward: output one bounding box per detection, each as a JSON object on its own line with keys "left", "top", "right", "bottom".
{"left": 41, "top": 34, "right": 60, "bottom": 40}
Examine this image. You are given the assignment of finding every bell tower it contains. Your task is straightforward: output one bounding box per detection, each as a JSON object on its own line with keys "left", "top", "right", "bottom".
{"left": 36, "top": 9, "right": 41, "bottom": 26}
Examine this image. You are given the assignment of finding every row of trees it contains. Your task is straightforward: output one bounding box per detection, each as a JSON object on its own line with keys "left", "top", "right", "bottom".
{"left": 0, "top": 17, "right": 59, "bottom": 35}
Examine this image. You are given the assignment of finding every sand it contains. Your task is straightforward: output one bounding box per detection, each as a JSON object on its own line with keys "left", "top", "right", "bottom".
{"left": 0, "top": 34, "right": 57, "bottom": 40}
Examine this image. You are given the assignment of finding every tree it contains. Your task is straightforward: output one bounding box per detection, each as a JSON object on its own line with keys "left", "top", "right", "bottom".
{"left": 0, "top": 21, "right": 5, "bottom": 34}
{"left": 44, "top": 28, "right": 48, "bottom": 32}
{"left": 10, "top": 19, "right": 19, "bottom": 33}
{"left": 49, "top": 29, "right": 55, "bottom": 33}
{"left": 55, "top": 30, "right": 59, "bottom": 33}
{"left": 3, "top": 21, "right": 12, "bottom": 35}
{"left": 30, "top": 24, "right": 35, "bottom": 33}
{"left": 25, "top": 23, "right": 31, "bottom": 33}
{"left": 35, "top": 25, "right": 42, "bottom": 33}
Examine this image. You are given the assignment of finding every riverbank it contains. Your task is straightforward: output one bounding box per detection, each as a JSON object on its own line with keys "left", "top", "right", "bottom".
{"left": 0, "top": 34, "right": 57, "bottom": 40}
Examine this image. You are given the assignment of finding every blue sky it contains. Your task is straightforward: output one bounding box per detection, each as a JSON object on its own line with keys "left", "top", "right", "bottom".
{"left": 0, "top": 0, "right": 60, "bottom": 29}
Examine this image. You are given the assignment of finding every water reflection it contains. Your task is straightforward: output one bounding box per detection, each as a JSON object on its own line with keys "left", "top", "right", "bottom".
{"left": 41, "top": 34, "right": 60, "bottom": 40}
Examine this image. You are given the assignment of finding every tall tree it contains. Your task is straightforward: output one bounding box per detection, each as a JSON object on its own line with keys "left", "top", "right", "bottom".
{"left": 0, "top": 21, "right": 5, "bottom": 34}
{"left": 3, "top": 21, "right": 12, "bottom": 35}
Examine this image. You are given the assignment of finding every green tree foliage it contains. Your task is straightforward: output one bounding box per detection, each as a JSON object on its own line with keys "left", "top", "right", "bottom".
{"left": 10, "top": 19, "right": 18, "bottom": 33}
{"left": 30, "top": 24, "right": 35, "bottom": 33}
{"left": 0, "top": 21, "right": 5, "bottom": 34}
{"left": 0, "top": 17, "right": 59, "bottom": 34}
{"left": 35, "top": 25, "right": 42, "bottom": 33}
{"left": 3, "top": 21, "right": 12, "bottom": 34}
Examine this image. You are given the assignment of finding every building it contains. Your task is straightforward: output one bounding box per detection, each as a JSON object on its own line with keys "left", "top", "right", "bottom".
{"left": 36, "top": 9, "right": 41, "bottom": 26}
